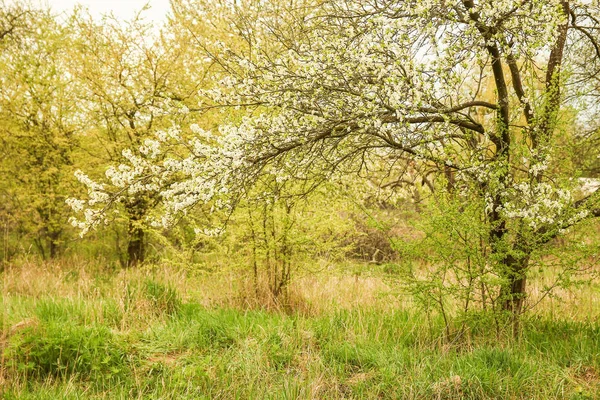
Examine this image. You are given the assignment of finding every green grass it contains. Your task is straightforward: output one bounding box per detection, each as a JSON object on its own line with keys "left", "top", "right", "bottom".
{"left": 1, "top": 266, "right": 600, "bottom": 399}
{"left": 2, "top": 304, "right": 600, "bottom": 398}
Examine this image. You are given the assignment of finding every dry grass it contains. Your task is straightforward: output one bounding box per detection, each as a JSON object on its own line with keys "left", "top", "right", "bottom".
{"left": 2, "top": 256, "right": 599, "bottom": 325}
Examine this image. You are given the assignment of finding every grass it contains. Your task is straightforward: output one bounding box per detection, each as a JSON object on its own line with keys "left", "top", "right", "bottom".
{"left": 1, "top": 260, "right": 599, "bottom": 399}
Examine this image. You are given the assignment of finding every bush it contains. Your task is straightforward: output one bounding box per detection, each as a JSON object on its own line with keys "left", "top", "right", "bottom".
{"left": 5, "top": 322, "right": 129, "bottom": 382}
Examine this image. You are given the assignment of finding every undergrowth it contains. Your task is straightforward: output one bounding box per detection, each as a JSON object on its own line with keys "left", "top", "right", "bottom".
{"left": 1, "top": 262, "right": 599, "bottom": 399}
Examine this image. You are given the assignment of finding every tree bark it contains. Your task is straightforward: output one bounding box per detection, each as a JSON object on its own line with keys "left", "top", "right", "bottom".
{"left": 127, "top": 217, "right": 145, "bottom": 267}
{"left": 125, "top": 196, "right": 148, "bottom": 267}
{"left": 502, "top": 257, "right": 528, "bottom": 311}
{"left": 500, "top": 254, "right": 530, "bottom": 336}
{"left": 48, "top": 232, "right": 60, "bottom": 259}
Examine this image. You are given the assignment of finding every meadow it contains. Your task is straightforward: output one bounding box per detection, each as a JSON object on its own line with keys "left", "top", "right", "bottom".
{"left": 1, "top": 258, "right": 599, "bottom": 399}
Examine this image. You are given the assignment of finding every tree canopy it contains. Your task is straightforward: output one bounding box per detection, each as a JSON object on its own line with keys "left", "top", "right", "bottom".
{"left": 68, "top": 1, "right": 600, "bottom": 319}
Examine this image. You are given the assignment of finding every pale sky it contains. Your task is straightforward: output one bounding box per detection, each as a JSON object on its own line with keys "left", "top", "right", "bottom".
{"left": 25, "top": 0, "right": 171, "bottom": 23}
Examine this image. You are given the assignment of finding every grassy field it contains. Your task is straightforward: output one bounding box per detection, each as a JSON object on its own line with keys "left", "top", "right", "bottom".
{"left": 1, "top": 260, "right": 600, "bottom": 399}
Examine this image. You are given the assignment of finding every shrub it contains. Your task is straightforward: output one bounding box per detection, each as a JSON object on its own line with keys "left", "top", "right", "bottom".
{"left": 5, "top": 322, "right": 129, "bottom": 382}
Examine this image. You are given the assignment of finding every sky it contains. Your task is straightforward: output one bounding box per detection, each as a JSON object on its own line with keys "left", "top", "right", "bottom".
{"left": 23, "top": 0, "right": 171, "bottom": 23}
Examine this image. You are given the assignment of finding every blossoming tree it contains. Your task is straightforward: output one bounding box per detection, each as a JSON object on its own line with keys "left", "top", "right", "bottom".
{"left": 67, "top": 10, "right": 205, "bottom": 266}
{"left": 71, "top": 0, "right": 600, "bottom": 323}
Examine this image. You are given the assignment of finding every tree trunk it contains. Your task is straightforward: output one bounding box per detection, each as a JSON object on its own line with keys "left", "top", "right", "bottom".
{"left": 501, "top": 254, "right": 530, "bottom": 336}
{"left": 127, "top": 218, "right": 145, "bottom": 267}
{"left": 444, "top": 164, "right": 455, "bottom": 192}
{"left": 49, "top": 238, "right": 58, "bottom": 259}
{"left": 48, "top": 229, "right": 61, "bottom": 259}
{"left": 124, "top": 195, "right": 149, "bottom": 268}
